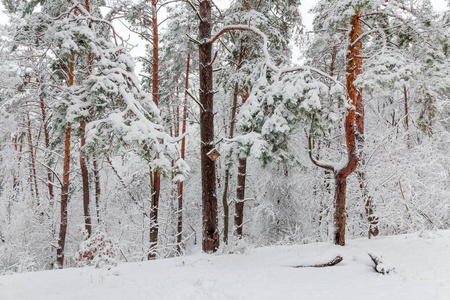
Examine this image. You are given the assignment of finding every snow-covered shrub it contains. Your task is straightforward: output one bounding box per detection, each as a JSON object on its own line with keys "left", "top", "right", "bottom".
{"left": 75, "top": 231, "right": 118, "bottom": 268}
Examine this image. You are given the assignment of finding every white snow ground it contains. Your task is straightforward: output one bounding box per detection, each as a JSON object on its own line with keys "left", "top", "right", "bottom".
{"left": 1, "top": 230, "right": 450, "bottom": 300}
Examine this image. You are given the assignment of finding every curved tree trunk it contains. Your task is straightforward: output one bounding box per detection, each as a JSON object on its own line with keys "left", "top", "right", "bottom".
{"left": 333, "top": 8, "right": 363, "bottom": 246}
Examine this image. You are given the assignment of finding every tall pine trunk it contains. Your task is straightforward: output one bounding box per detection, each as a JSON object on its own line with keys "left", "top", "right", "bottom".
{"left": 311, "top": 10, "right": 362, "bottom": 246}
{"left": 234, "top": 87, "right": 249, "bottom": 237}
{"left": 177, "top": 53, "right": 190, "bottom": 253}
{"left": 80, "top": 0, "right": 93, "bottom": 238}
{"left": 199, "top": 0, "right": 219, "bottom": 252}
{"left": 56, "top": 50, "right": 75, "bottom": 268}
{"left": 149, "top": 0, "right": 160, "bottom": 259}
{"left": 222, "top": 82, "right": 239, "bottom": 243}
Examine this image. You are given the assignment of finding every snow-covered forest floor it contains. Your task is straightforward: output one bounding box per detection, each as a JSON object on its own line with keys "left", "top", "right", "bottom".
{"left": 1, "top": 229, "right": 449, "bottom": 300}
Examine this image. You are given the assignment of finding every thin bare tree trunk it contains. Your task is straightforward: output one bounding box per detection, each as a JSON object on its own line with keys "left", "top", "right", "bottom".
{"left": 39, "top": 95, "right": 54, "bottom": 202}
{"left": 235, "top": 158, "right": 247, "bottom": 236}
{"left": 177, "top": 53, "right": 190, "bottom": 253}
{"left": 80, "top": 120, "right": 91, "bottom": 237}
{"left": 199, "top": 0, "right": 219, "bottom": 252}
{"left": 92, "top": 153, "right": 101, "bottom": 225}
{"left": 56, "top": 50, "right": 75, "bottom": 268}
{"left": 222, "top": 82, "right": 239, "bottom": 243}
{"left": 13, "top": 136, "right": 20, "bottom": 190}
{"left": 404, "top": 86, "right": 410, "bottom": 148}
{"left": 26, "top": 111, "right": 39, "bottom": 201}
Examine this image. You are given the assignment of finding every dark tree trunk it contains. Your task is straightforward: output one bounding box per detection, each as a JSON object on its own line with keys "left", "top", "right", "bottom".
{"left": 80, "top": 0, "right": 93, "bottom": 238}
{"left": 149, "top": 170, "right": 160, "bottom": 259}
{"left": 80, "top": 120, "right": 91, "bottom": 237}
{"left": 39, "top": 95, "right": 53, "bottom": 202}
{"left": 404, "top": 86, "right": 410, "bottom": 147}
{"left": 199, "top": 0, "right": 219, "bottom": 252}
{"left": 234, "top": 86, "right": 249, "bottom": 237}
{"left": 93, "top": 153, "right": 101, "bottom": 225}
{"left": 222, "top": 169, "right": 230, "bottom": 243}
{"left": 222, "top": 82, "right": 239, "bottom": 243}
{"left": 234, "top": 158, "right": 247, "bottom": 237}
{"left": 149, "top": 0, "right": 160, "bottom": 260}
{"left": 26, "top": 111, "right": 39, "bottom": 202}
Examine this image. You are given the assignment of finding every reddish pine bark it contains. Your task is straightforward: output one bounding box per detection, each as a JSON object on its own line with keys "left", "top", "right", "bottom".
{"left": 333, "top": 8, "right": 362, "bottom": 246}
{"left": 56, "top": 51, "right": 75, "bottom": 268}
{"left": 149, "top": 0, "right": 160, "bottom": 259}
{"left": 199, "top": 0, "right": 219, "bottom": 252}
{"left": 351, "top": 8, "right": 378, "bottom": 238}
{"left": 311, "top": 9, "right": 362, "bottom": 246}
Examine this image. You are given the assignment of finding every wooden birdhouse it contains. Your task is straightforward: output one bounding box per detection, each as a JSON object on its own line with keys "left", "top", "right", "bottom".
{"left": 206, "top": 148, "right": 220, "bottom": 161}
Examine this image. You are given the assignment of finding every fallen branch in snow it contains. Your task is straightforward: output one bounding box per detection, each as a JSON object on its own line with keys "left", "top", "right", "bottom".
{"left": 368, "top": 253, "right": 396, "bottom": 275}
{"left": 293, "top": 255, "right": 343, "bottom": 268}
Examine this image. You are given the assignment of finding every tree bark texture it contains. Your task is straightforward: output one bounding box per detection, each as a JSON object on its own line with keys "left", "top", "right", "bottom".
{"left": 333, "top": 9, "right": 362, "bottom": 246}
{"left": 80, "top": 120, "right": 91, "bottom": 237}
{"left": 56, "top": 50, "right": 75, "bottom": 268}
{"left": 199, "top": 0, "right": 219, "bottom": 252}
{"left": 351, "top": 7, "right": 378, "bottom": 238}
{"left": 149, "top": 0, "right": 160, "bottom": 259}
{"left": 26, "top": 111, "right": 39, "bottom": 201}
{"left": 235, "top": 158, "right": 247, "bottom": 236}
{"left": 80, "top": 0, "right": 93, "bottom": 238}
{"left": 222, "top": 82, "right": 240, "bottom": 243}
{"left": 93, "top": 153, "right": 101, "bottom": 224}
{"left": 235, "top": 87, "right": 249, "bottom": 237}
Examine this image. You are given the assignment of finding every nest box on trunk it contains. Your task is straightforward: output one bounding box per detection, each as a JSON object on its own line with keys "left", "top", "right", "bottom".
{"left": 206, "top": 148, "right": 220, "bottom": 161}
